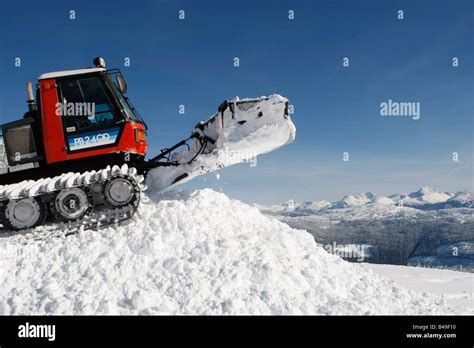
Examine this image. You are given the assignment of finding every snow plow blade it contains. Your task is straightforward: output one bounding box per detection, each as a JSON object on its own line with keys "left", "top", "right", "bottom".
{"left": 146, "top": 94, "right": 296, "bottom": 191}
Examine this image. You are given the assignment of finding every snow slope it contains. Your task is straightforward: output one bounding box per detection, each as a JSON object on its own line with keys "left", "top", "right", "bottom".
{"left": 0, "top": 189, "right": 466, "bottom": 315}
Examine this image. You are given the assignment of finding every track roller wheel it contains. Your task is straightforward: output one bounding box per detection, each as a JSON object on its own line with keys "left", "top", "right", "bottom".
{"left": 52, "top": 188, "right": 92, "bottom": 222}
{"left": 2, "top": 198, "right": 47, "bottom": 231}
{"left": 103, "top": 176, "right": 140, "bottom": 208}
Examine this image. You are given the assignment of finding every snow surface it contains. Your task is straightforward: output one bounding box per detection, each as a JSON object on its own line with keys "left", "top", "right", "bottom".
{"left": 0, "top": 189, "right": 467, "bottom": 315}
{"left": 362, "top": 263, "right": 474, "bottom": 310}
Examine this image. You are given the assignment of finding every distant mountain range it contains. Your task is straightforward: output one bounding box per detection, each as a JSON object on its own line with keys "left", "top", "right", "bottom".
{"left": 259, "top": 187, "right": 473, "bottom": 219}
{"left": 258, "top": 187, "right": 473, "bottom": 272}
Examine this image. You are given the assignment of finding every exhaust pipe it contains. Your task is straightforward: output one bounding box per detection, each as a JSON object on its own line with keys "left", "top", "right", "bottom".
{"left": 26, "top": 81, "right": 37, "bottom": 112}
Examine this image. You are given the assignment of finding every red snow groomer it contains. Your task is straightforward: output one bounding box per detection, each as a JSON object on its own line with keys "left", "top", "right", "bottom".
{"left": 0, "top": 58, "right": 295, "bottom": 231}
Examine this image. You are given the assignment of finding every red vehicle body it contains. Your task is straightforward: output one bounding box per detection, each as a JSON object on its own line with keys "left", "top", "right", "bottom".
{"left": 0, "top": 63, "right": 150, "bottom": 185}
{"left": 39, "top": 78, "right": 147, "bottom": 165}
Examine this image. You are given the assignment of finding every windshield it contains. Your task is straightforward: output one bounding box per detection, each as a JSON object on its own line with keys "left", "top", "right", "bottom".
{"left": 103, "top": 71, "right": 143, "bottom": 124}
{"left": 57, "top": 76, "right": 122, "bottom": 134}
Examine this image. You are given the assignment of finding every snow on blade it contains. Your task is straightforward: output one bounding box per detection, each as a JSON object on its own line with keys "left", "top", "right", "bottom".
{"left": 146, "top": 94, "right": 296, "bottom": 191}
{"left": 0, "top": 189, "right": 463, "bottom": 315}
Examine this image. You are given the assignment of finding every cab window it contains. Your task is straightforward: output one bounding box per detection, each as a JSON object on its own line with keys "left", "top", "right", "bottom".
{"left": 57, "top": 76, "right": 121, "bottom": 134}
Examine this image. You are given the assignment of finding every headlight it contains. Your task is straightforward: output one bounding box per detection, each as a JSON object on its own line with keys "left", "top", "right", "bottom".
{"left": 135, "top": 129, "right": 146, "bottom": 143}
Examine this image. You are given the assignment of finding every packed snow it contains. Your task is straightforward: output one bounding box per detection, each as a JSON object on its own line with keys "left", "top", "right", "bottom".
{"left": 0, "top": 189, "right": 468, "bottom": 315}
{"left": 362, "top": 263, "right": 474, "bottom": 310}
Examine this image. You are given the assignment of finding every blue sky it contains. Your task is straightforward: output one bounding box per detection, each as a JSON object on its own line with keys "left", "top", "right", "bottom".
{"left": 0, "top": 0, "right": 472, "bottom": 204}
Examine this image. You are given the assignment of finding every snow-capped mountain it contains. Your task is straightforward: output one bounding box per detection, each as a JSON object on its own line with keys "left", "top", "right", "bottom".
{"left": 332, "top": 192, "right": 378, "bottom": 208}
{"left": 438, "top": 190, "right": 474, "bottom": 209}
{"left": 0, "top": 189, "right": 466, "bottom": 315}
{"left": 260, "top": 187, "right": 473, "bottom": 218}
{"left": 258, "top": 187, "right": 473, "bottom": 272}
{"left": 389, "top": 186, "right": 454, "bottom": 208}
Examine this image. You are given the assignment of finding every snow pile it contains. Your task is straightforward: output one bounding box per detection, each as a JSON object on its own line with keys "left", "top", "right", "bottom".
{"left": 0, "top": 189, "right": 461, "bottom": 315}
{"left": 147, "top": 94, "right": 295, "bottom": 191}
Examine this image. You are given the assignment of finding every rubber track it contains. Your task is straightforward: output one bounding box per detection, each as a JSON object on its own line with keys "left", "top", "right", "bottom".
{"left": 0, "top": 164, "right": 141, "bottom": 201}
{"left": 0, "top": 164, "right": 144, "bottom": 233}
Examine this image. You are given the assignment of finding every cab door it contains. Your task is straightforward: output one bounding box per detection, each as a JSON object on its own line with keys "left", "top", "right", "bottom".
{"left": 56, "top": 75, "right": 124, "bottom": 154}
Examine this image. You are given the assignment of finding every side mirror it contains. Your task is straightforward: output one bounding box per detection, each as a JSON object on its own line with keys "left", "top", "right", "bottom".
{"left": 116, "top": 74, "right": 128, "bottom": 94}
